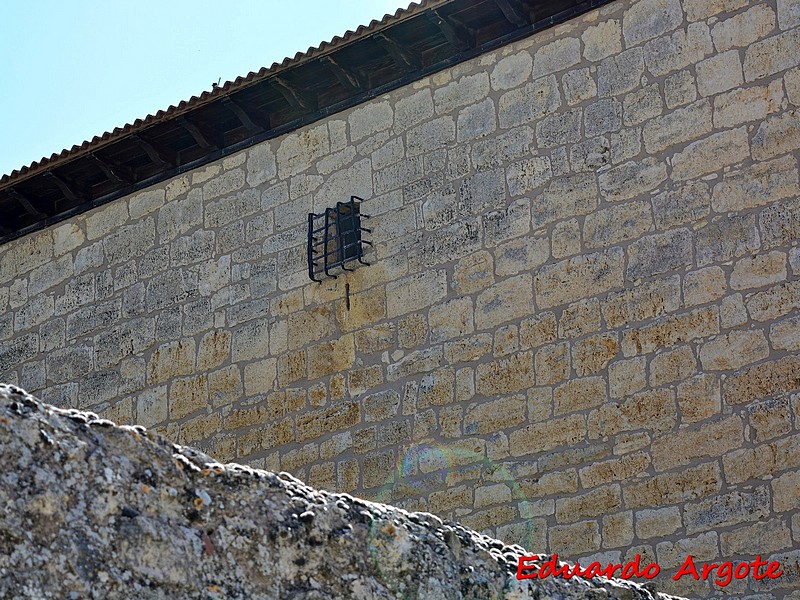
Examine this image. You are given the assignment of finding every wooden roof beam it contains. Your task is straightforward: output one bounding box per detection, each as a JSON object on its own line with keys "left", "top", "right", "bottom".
{"left": 495, "top": 0, "right": 533, "bottom": 27}
{"left": 221, "top": 97, "right": 268, "bottom": 134}
{"left": 376, "top": 33, "right": 423, "bottom": 70}
{"left": 7, "top": 188, "right": 46, "bottom": 219}
{"left": 46, "top": 172, "right": 82, "bottom": 204}
{"left": 176, "top": 116, "right": 217, "bottom": 150}
{"left": 323, "top": 56, "right": 367, "bottom": 92}
{"left": 132, "top": 134, "right": 177, "bottom": 168}
{"left": 89, "top": 154, "right": 135, "bottom": 185}
{"left": 271, "top": 77, "right": 318, "bottom": 113}
{"left": 428, "top": 9, "right": 474, "bottom": 52}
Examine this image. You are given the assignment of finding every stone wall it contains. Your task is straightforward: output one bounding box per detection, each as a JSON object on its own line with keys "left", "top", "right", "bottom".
{"left": 1, "top": 0, "right": 799, "bottom": 596}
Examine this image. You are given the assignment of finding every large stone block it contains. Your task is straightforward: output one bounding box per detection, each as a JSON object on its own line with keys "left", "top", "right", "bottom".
{"left": 623, "top": 462, "right": 721, "bottom": 509}
{"left": 672, "top": 127, "right": 750, "bottom": 181}
{"left": 475, "top": 352, "right": 534, "bottom": 396}
{"left": 744, "top": 28, "right": 800, "bottom": 82}
{"left": 597, "top": 48, "right": 644, "bottom": 98}
{"left": 490, "top": 51, "right": 532, "bottom": 91}
{"left": 601, "top": 275, "right": 681, "bottom": 328}
{"left": 582, "top": 19, "right": 622, "bottom": 62}
{"left": 626, "top": 228, "right": 692, "bottom": 280}
{"left": 386, "top": 270, "right": 447, "bottom": 318}
{"left": 475, "top": 274, "right": 534, "bottom": 330}
{"left": 306, "top": 335, "right": 355, "bottom": 380}
{"left": 696, "top": 214, "right": 760, "bottom": 267}
{"left": 730, "top": 251, "right": 787, "bottom": 290}
{"left": 712, "top": 4, "right": 777, "bottom": 53}
{"left": 533, "top": 172, "right": 598, "bottom": 227}
{"left": 621, "top": 306, "right": 719, "bottom": 356}
{"left": 584, "top": 200, "right": 653, "bottom": 249}
{"left": 498, "top": 75, "right": 561, "bottom": 129}
{"left": 684, "top": 487, "right": 771, "bottom": 534}
{"left": 643, "top": 100, "right": 711, "bottom": 154}
{"left": 533, "top": 37, "right": 580, "bottom": 78}
{"left": 599, "top": 158, "right": 667, "bottom": 203}
{"left": 553, "top": 376, "right": 606, "bottom": 415}
{"left": 723, "top": 355, "right": 800, "bottom": 405}
{"left": 147, "top": 339, "right": 196, "bottom": 386}
{"left": 535, "top": 248, "right": 624, "bottom": 309}
{"left": 644, "top": 23, "right": 713, "bottom": 77}
{"left": 622, "top": 0, "right": 683, "bottom": 48}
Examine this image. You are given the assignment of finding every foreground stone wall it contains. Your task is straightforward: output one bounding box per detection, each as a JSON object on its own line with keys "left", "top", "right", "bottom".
{"left": 1, "top": 384, "right": 683, "bottom": 599}
{"left": 1, "top": 0, "right": 799, "bottom": 596}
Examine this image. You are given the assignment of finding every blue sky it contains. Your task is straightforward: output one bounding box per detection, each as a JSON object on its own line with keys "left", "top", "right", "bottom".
{"left": 0, "top": 1, "right": 406, "bottom": 177}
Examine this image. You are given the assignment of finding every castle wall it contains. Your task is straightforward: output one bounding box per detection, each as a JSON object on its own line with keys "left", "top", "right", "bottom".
{"left": 2, "top": 0, "right": 799, "bottom": 595}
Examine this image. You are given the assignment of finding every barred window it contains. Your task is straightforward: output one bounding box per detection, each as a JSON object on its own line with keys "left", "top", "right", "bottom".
{"left": 307, "top": 196, "right": 371, "bottom": 282}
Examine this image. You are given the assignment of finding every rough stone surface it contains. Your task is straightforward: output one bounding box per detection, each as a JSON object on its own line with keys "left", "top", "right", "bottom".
{"left": 0, "top": 385, "right": 681, "bottom": 600}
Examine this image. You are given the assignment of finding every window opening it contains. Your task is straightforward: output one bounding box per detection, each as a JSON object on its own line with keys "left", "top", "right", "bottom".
{"left": 307, "top": 196, "right": 371, "bottom": 282}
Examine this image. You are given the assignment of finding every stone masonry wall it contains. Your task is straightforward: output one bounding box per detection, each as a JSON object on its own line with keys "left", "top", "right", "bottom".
{"left": 2, "top": 0, "right": 800, "bottom": 596}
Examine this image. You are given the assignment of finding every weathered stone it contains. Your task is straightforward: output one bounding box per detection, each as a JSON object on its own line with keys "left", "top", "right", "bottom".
{"left": 723, "top": 355, "right": 800, "bottom": 405}
{"left": 643, "top": 100, "right": 711, "bottom": 154}
{"left": 434, "top": 73, "right": 490, "bottom": 115}
{"left": 744, "top": 28, "right": 800, "bottom": 82}
{"left": 608, "top": 357, "right": 647, "bottom": 399}
{"left": 584, "top": 200, "right": 653, "bottom": 249}
{"left": 506, "top": 156, "right": 552, "bottom": 197}
{"left": 712, "top": 156, "right": 798, "bottom": 213}
{"left": 498, "top": 75, "right": 561, "bottom": 129}
{"left": 643, "top": 24, "right": 713, "bottom": 77}
{"left": 534, "top": 342, "right": 570, "bottom": 386}
{"left": 429, "top": 297, "right": 474, "bottom": 343}
{"left": 677, "top": 374, "right": 721, "bottom": 424}
{"left": 475, "top": 275, "right": 534, "bottom": 330}
{"left": 549, "top": 520, "right": 601, "bottom": 556}
{"left": 533, "top": 37, "right": 580, "bottom": 78}
{"left": 306, "top": 335, "right": 355, "bottom": 380}
{"left": 752, "top": 109, "right": 800, "bottom": 162}
{"left": 535, "top": 109, "right": 582, "bottom": 147}
{"left": 599, "top": 158, "right": 667, "bottom": 202}
{"left": 627, "top": 229, "right": 692, "bottom": 280}
{"left": 495, "top": 236, "right": 549, "bottom": 277}
{"left": 451, "top": 251, "right": 494, "bottom": 295}
{"left": 622, "top": 0, "right": 682, "bottom": 47}
{"left": 664, "top": 70, "right": 697, "bottom": 108}
{"left": 535, "top": 248, "right": 623, "bottom": 310}
{"left": 553, "top": 376, "right": 606, "bottom": 415}
{"left": 730, "top": 251, "right": 786, "bottom": 290}
{"left": 582, "top": 19, "right": 622, "bottom": 62}
{"left": 572, "top": 335, "right": 618, "bottom": 377}
{"left": 472, "top": 127, "right": 533, "bottom": 171}
{"left": 684, "top": 486, "right": 770, "bottom": 534}
{"left": 623, "top": 462, "right": 721, "bottom": 510}
{"left": 712, "top": 4, "right": 777, "bottom": 53}
{"left": 585, "top": 99, "right": 622, "bottom": 137}
{"left": 562, "top": 69, "right": 597, "bottom": 106}
{"left": 591, "top": 388, "right": 676, "bottom": 438}
{"left": 621, "top": 306, "right": 719, "bottom": 356}
{"left": 387, "top": 347, "right": 443, "bottom": 382}
{"left": 490, "top": 51, "right": 532, "bottom": 91}
{"left": 386, "top": 270, "right": 447, "bottom": 318}
{"left": 683, "top": 267, "right": 726, "bottom": 306}
{"left": 696, "top": 214, "right": 760, "bottom": 267}
{"left": 598, "top": 48, "right": 644, "bottom": 98}
{"left": 770, "top": 315, "right": 800, "bottom": 351}
{"left": 533, "top": 172, "right": 598, "bottom": 227}
{"left": 672, "top": 126, "right": 750, "bottom": 181}
{"left": 696, "top": 50, "right": 744, "bottom": 97}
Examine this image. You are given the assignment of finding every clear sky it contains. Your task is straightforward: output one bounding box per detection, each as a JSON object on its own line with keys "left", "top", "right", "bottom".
{"left": 0, "top": 0, "right": 407, "bottom": 177}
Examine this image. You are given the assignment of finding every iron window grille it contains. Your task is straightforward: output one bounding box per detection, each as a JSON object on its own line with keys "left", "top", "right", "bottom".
{"left": 307, "top": 196, "right": 372, "bottom": 282}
